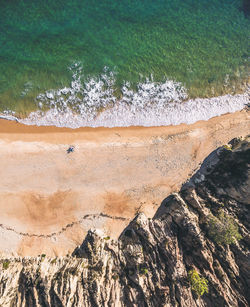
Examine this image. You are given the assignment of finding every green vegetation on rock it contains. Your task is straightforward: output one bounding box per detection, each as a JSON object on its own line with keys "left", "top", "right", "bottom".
{"left": 140, "top": 268, "right": 148, "bottom": 275}
{"left": 223, "top": 144, "right": 232, "bottom": 151}
{"left": 208, "top": 210, "right": 242, "bottom": 245}
{"left": 51, "top": 258, "right": 57, "bottom": 264}
{"left": 2, "top": 261, "right": 10, "bottom": 270}
{"left": 188, "top": 269, "right": 208, "bottom": 297}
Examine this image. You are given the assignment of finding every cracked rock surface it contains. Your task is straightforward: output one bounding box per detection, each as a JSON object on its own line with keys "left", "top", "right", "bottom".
{"left": 0, "top": 136, "right": 249, "bottom": 307}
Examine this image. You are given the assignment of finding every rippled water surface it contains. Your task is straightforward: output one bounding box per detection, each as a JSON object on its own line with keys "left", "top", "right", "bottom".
{"left": 0, "top": 0, "right": 249, "bottom": 120}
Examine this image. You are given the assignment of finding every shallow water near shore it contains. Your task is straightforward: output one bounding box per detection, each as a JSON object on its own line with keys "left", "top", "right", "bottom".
{"left": 0, "top": 0, "right": 249, "bottom": 126}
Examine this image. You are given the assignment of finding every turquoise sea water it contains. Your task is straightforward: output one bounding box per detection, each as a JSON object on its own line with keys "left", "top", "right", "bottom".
{"left": 0, "top": 0, "right": 249, "bottom": 116}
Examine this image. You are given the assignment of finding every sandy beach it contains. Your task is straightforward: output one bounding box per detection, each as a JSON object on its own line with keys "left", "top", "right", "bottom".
{"left": 0, "top": 109, "right": 249, "bottom": 256}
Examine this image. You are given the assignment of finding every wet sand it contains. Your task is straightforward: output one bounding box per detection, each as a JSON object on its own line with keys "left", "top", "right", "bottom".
{"left": 0, "top": 110, "right": 249, "bottom": 256}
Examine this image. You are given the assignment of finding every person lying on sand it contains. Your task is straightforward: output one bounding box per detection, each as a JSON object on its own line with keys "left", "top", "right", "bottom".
{"left": 67, "top": 145, "right": 74, "bottom": 154}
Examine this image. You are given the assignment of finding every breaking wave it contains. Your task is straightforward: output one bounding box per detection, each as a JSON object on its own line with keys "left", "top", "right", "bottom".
{"left": 1, "top": 63, "right": 249, "bottom": 128}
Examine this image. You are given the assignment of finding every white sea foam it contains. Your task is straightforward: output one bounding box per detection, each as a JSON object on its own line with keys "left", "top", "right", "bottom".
{"left": 1, "top": 64, "right": 249, "bottom": 128}
{"left": 16, "top": 92, "right": 248, "bottom": 128}
{"left": 33, "top": 63, "right": 187, "bottom": 121}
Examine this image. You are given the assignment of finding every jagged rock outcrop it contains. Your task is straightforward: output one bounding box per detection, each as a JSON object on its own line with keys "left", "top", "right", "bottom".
{"left": 0, "top": 136, "right": 249, "bottom": 307}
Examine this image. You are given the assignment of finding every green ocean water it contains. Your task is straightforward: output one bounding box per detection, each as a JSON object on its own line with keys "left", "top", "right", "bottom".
{"left": 0, "top": 0, "right": 249, "bottom": 114}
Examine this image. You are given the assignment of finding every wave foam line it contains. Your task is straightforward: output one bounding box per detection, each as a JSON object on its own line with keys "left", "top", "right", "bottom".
{"left": 16, "top": 92, "right": 248, "bottom": 128}
{"left": 33, "top": 64, "right": 188, "bottom": 121}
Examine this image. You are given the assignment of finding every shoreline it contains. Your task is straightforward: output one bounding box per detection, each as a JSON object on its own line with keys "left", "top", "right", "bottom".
{"left": 1, "top": 91, "right": 249, "bottom": 129}
{"left": 0, "top": 106, "right": 249, "bottom": 135}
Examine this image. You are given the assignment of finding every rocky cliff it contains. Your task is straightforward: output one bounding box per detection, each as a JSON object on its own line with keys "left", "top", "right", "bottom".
{"left": 0, "top": 136, "right": 249, "bottom": 307}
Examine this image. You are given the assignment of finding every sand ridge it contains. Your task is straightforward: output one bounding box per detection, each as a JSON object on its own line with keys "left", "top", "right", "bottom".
{"left": 0, "top": 110, "right": 249, "bottom": 256}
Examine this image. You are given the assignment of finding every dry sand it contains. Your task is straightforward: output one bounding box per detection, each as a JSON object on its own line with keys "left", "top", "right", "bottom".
{"left": 0, "top": 110, "right": 249, "bottom": 256}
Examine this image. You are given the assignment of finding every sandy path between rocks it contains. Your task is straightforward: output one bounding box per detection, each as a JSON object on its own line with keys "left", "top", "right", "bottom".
{"left": 0, "top": 110, "right": 249, "bottom": 256}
